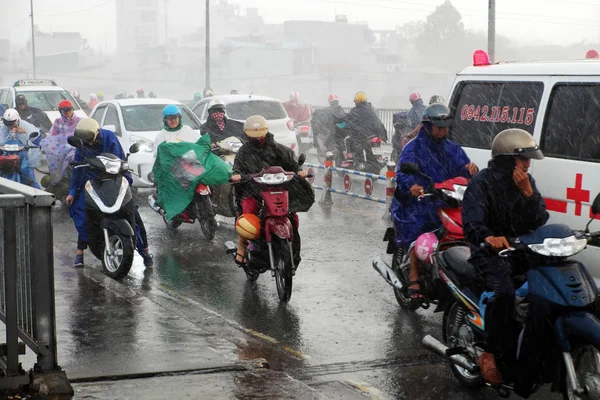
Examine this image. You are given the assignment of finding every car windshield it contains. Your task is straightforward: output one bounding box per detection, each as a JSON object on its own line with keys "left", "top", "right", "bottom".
{"left": 18, "top": 90, "right": 81, "bottom": 111}
{"left": 120, "top": 104, "right": 202, "bottom": 132}
{"left": 226, "top": 101, "right": 287, "bottom": 120}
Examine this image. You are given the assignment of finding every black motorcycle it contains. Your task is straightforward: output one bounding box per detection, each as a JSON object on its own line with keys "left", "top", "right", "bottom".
{"left": 68, "top": 136, "right": 141, "bottom": 279}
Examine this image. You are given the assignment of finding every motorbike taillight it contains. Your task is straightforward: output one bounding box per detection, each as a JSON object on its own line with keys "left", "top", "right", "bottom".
{"left": 370, "top": 137, "right": 383, "bottom": 146}
{"left": 0, "top": 155, "right": 21, "bottom": 172}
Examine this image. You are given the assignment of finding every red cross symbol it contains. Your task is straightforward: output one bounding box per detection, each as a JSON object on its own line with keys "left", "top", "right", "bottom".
{"left": 566, "top": 173, "right": 590, "bottom": 216}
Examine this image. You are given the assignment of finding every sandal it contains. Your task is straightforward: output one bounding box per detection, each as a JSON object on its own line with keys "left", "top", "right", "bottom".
{"left": 407, "top": 280, "right": 424, "bottom": 300}
{"left": 235, "top": 252, "right": 248, "bottom": 266}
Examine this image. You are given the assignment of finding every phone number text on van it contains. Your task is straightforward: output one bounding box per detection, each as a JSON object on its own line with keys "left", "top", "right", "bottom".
{"left": 460, "top": 105, "right": 535, "bottom": 125}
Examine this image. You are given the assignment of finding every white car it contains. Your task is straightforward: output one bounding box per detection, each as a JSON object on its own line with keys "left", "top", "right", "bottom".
{"left": 90, "top": 98, "right": 202, "bottom": 187}
{"left": 0, "top": 79, "right": 87, "bottom": 121}
{"left": 191, "top": 94, "right": 298, "bottom": 155}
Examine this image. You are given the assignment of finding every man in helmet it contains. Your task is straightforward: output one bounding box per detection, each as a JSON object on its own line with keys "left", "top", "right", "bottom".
{"left": 97, "top": 92, "right": 105, "bottom": 102}
{"left": 390, "top": 104, "right": 478, "bottom": 303}
{"left": 200, "top": 102, "right": 245, "bottom": 144}
{"left": 136, "top": 88, "right": 146, "bottom": 98}
{"left": 40, "top": 100, "right": 82, "bottom": 188}
{"left": 231, "top": 115, "right": 310, "bottom": 267}
{"left": 203, "top": 89, "right": 214, "bottom": 98}
{"left": 154, "top": 104, "right": 200, "bottom": 151}
{"left": 0, "top": 109, "right": 41, "bottom": 188}
{"left": 407, "top": 92, "right": 426, "bottom": 129}
{"left": 66, "top": 118, "right": 153, "bottom": 268}
{"left": 462, "top": 129, "right": 548, "bottom": 385}
{"left": 311, "top": 94, "right": 346, "bottom": 158}
{"left": 87, "top": 93, "right": 99, "bottom": 111}
{"left": 282, "top": 91, "right": 312, "bottom": 126}
{"left": 15, "top": 94, "right": 52, "bottom": 133}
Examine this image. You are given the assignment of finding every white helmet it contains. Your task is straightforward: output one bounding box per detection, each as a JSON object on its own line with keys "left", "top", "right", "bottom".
{"left": 3, "top": 109, "right": 20, "bottom": 126}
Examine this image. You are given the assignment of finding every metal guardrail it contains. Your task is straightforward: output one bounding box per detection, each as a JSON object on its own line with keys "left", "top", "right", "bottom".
{"left": 0, "top": 178, "right": 72, "bottom": 394}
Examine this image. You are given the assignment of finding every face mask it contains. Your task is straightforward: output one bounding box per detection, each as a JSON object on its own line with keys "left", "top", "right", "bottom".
{"left": 248, "top": 136, "right": 267, "bottom": 146}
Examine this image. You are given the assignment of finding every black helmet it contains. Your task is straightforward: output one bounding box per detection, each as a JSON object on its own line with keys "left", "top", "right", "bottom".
{"left": 422, "top": 103, "right": 452, "bottom": 127}
{"left": 208, "top": 103, "right": 225, "bottom": 114}
{"left": 15, "top": 94, "right": 27, "bottom": 106}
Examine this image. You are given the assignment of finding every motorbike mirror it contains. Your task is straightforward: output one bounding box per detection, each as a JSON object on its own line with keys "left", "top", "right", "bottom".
{"left": 67, "top": 136, "right": 84, "bottom": 149}
{"left": 129, "top": 142, "right": 141, "bottom": 154}
{"left": 298, "top": 153, "right": 306, "bottom": 166}
{"left": 400, "top": 162, "right": 420, "bottom": 175}
{"left": 585, "top": 193, "right": 600, "bottom": 233}
{"left": 29, "top": 131, "right": 40, "bottom": 140}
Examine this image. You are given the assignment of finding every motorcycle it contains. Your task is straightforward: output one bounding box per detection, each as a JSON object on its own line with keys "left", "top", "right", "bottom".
{"left": 421, "top": 194, "right": 600, "bottom": 399}
{"left": 148, "top": 147, "right": 218, "bottom": 240}
{"left": 210, "top": 136, "right": 242, "bottom": 218}
{"left": 374, "top": 162, "right": 468, "bottom": 311}
{"left": 294, "top": 121, "right": 313, "bottom": 155}
{"left": 67, "top": 136, "right": 141, "bottom": 279}
{"left": 224, "top": 154, "right": 310, "bottom": 303}
{"left": 0, "top": 132, "right": 41, "bottom": 188}
{"left": 339, "top": 135, "right": 387, "bottom": 174}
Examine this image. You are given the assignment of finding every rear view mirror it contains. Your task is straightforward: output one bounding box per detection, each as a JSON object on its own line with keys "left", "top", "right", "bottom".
{"left": 298, "top": 153, "right": 306, "bottom": 166}
{"left": 67, "top": 136, "right": 84, "bottom": 149}
{"left": 29, "top": 131, "right": 40, "bottom": 140}
{"left": 129, "top": 142, "right": 141, "bottom": 154}
{"left": 400, "top": 162, "right": 420, "bottom": 175}
{"left": 592, "top": 193, "right": 600, "bottom": 216}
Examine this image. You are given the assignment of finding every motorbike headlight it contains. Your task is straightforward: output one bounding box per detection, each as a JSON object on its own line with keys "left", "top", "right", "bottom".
{"left": 130, "top": 137, "right": 154, "bottom": 153}
{"left": 528, "top": 236, "right": 587, "bottom": 257}
{"left": 453, "top": 184, "right": 467, "bottom": 199}
{"left": 254, "top": 173, "right": 292, "bottom": 185}
{"left": 97, "top": 156, "right": 122, "bottom": 174}
{"left": 441, "top": 188, "right": 464, "bottom": 201}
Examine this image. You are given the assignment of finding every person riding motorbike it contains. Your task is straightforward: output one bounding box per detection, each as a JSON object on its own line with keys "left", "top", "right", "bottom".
{"left": 40, "top": 100, "right": 82, "bottom": 191}
{"left": 97, "top": 92, "right": 105, "bottom": 102}
{"left": 311, "top": 94, "right": 345, "bottom": 158}
{"left": 231, "top": 115, "right": 309, "bottom": 267}
{"left": 282, "top": 91, "right": 312, "bottom": 125}
{"left": 65, "top": 118, "right": 153, "bottom": 268}
{"left": 194, "top": 92, "right": 203, "bottom": 102}
{"left": 154, "top": 105, "right": 200, "bottom": 150}
{"left": 203, "top": 89, "right": 214, "bottom": 98}
{"left": 390, "top": 104, "right": 478, "bottom": 301}
{"left": 462, "top": 128, "right": 548, "bottom": 385}
{"left": 391, "top": 111, "right": 413, "bottom": 161}
{"left": 407, "top": 92, "right": 426, "bottom": 129}
{"left": 200, "top": 102, "right": 246, "bottom": 144}
{"left": 72, "top": 91, "right": 91, "bottom": 115}
{"left": 0, "top": 109, "right": 41, "bottom": 188}
{"left": 137, "top": 88, "right": 146, "bottom": 98}
{"left": 87, "top": 93, "right": 99, "bottom": 111}
{"left": 15, "top": 94, "right": 52, "bottom": 133}
{"left": 148, "top": 91, "right": 157, "bottom": 98}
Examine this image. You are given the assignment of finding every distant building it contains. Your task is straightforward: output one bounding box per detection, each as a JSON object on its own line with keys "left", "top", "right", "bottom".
{"left": 115, "top": 0, "right": 159, "bottom": 67}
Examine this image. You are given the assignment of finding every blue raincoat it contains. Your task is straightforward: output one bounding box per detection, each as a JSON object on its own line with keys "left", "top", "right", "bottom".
{"left": 0, "top": 120, "right": 42, "bottom": 188}
{"left": 391, "top": 125, "right": 472, "bottom": 247}
{"left": 69, "top": 129, "right": 132, "bottom": 244}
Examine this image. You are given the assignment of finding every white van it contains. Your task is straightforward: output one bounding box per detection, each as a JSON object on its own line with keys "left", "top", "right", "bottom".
{"left": 447, "top": 56, "right": 600, "bottom": 286}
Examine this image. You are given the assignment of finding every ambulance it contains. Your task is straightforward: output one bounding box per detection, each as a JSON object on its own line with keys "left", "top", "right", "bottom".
{"left": 447, "top": 50, "right": 600, "bottom": 286}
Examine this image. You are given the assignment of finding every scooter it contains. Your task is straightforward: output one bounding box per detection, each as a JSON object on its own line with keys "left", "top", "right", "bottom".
{"left": 210, "top": 136, "right": 242, "bottom": 218}
{"left": 422, "top": 194, "right": 600, "bottom": 399}
{"left": 373, "top": 162, "right": 468, "bottom": 311}
{"left": 294, "top": 121, "right": 313, "bottom": 155}
{"left": 225, "top": 154, "right": 310, "bottom": 303}
{"left": 340, "top": 135, "right": 387, "bottom": 174}
{"left": 67, "top": 136, "right": 141, "bottom": 279}
{"left": 0, "top": 132, "right": 41, "bottom": 188}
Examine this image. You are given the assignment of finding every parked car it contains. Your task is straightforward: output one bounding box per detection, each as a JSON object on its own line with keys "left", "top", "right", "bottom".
{"left": 191, "top": 94, "right": 298, "bottom": 155}
{"left": 0, "top": 79, "right": 86, "bottom": 121}
{"left": 90, "top": 98, "right": 202, "bottom": 187}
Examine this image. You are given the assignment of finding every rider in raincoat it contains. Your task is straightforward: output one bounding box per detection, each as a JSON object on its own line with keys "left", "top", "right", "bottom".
{"left": 0, "top": 109, "right": 41, "bottom": 188}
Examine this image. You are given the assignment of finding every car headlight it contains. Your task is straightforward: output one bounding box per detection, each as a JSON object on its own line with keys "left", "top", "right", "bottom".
{"left": 130, "top": 137, "right": 154, "bottom": 153}
{"left": 528, "top": 236, "right": 587, "bottom": 257}
{"left": 254, "top": 173, "right": 292, "bottom": 185}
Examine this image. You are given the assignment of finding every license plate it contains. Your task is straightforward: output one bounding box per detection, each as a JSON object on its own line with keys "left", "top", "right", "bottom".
{"left": 372, "top": 147, "right": 384, "bottom": 155}
{"left": 301, "top": 137, "right": 313, "bottom": 143}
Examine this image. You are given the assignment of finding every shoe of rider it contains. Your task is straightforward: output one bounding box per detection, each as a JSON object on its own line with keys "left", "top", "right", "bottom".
{"left": 73, "top": 253, "right": 84, "bottom": 268}
{"left": 479, "top": 352, "right": 503, "bottom": 385}
{"left": 140, "top": 249, "right": 153, "bottom": 267}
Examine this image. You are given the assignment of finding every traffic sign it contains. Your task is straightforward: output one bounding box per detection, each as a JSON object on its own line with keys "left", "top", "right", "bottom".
{"left": 343, "top": 173, "right": 352, "bottom": 192}
{"left": 364, "top": 177, "right": 373, "bottom": 196}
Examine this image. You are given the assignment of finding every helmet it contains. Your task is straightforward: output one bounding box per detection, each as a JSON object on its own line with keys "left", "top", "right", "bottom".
{"left": 409, "top": 92, "right": 422, "bottom": 103}
{"left": 429, "top": 94, "right": 445, "bottom": 105}
{"left": 230, "top": 89, "right": 239, "bottom": 95}
{"left": 414, "top": 232, "right": 439, "bottom": 263}
{"left": 290, "top": 91, "right": 300, "bottom": 101}
{"left": 97, "top": 91, "right": 104, "bottom": 97}
{"left": 3, "top": 109, "right": 20, "bottom": 125}
{"left": 354, "top": 91, "right": 367, "bottom": 104}
{"left": 243, "top": 115, "right": 269, "bottom": 138}
{"left": 204, "top": 89, "right": 214, "bottom": 97}
{"left": 15, "top": 94, "right": 27, "bottom": 106}
{"left": 208, "top": 102, "right": 225, "bottom": 114}
{"left": 71, "top": 90, "right": 80, "bottom": 98}
{"left": 235, "top": 213, "right": 261, "bottom": 240}
{"left": 115, "top": 93, "right": 125, "bottom": 100}
{"left": 58, "top": 100, "right": 73, "bottom": 111}
{"left": 194, "top": 92, "right": 203, "bottom": 101}
{"left": 491, "top": 128, "right": 544, "bottom": 160}
{"left": 74, "top": 118, "right": 100, "bottom": 144}
{"left": 137, "top": 88, "right": 145, "bottom": 94}
{"left": 162, "top": 104, "right": 181, "bottom": 118}
{"left": 586, "top": 49, "right": 599, "bottom": 59}
{"left": 89, "top": 93, "right": 98, "bottom": 100}
{"left": 148, "top": 91, "right": 157, "bottom": 98}
{"left": 328, "top": 94, "right": 338, "bottom": 104}
{"left": 422, "top": 103, "right": 452, "bottom": 127}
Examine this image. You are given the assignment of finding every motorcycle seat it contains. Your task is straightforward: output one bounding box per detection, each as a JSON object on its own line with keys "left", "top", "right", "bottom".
{"left": 442, "top": 246, "right": 476, "bottom": 283}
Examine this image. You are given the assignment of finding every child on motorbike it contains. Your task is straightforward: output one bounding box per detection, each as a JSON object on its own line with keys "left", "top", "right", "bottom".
{"left": 230, "top": 115, "right": 308, "bottom": 266}
{"left": 0, "top": 109, "right": 41, "bottom": 188}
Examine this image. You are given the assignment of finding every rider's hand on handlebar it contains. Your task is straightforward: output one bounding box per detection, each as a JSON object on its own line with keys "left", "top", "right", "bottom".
{"left": 466, "top": 162, "right": 479, "bottom": 176}
{"left": 485, "top": 236, "right": 510, "bottom": 251}
{"left": 297, "top": 170, "right": 308, "bottom": 179}
{"left": 231, "top": 174, "right": 242, "bottom": 183}
{"left": 65, "top": 195, "right": 74, "bottom": 206}
{"left": 410, "top": 184, "right": 425, "bottom": 197}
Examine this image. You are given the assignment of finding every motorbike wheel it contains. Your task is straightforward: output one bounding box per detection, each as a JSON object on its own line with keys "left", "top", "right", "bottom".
{"left": 196, "top": 196, "right": 217, "bottom": 240}
{"left": 101, "top": 230, "right": 134, "bottom": 279}
{"left": 443, "top": 303, "right": 484, "bottom": 388}
{"left": 272, "top": 237, "right": 293, "bottom": 302}
{"left": 563, "top": 344, "right": 600, "bottom": 400}
{"left": 392, "top": 249, "right": 419, "bottom": 311}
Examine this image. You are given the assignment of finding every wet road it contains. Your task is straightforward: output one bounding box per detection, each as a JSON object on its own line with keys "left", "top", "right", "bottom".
{"left": 49, "top": 174, "right": 562, "bottom": 399}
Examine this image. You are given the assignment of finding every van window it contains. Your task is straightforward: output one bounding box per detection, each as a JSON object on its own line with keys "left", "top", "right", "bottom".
{"left": 541, "top": 83, "right": 600, "bottom": 162}
{"left": 449, "top": 81, "right": 544, "bottom": 149}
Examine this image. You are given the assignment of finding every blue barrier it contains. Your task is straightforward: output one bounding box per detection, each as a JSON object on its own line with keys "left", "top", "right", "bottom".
{"left": 304, "top": 162, "right": 395, "bottom": 182}
{"left": 312, "top": 185, "right": 387, "bottom": 204}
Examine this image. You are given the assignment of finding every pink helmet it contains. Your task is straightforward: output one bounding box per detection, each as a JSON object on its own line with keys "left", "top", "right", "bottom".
{"left": 586, "top": 49, "right": 599, "bottom": 59}
{"left": 328, "top": 93, "right": 338, "bottom": 103}
{"left": 414, "top": 232, "right": 439, "bottom": 263}
{"left": 290, "top": 91, "right": 300, "bottom": 102}
{"left": 409, "top": 92, "right": 422, "bottom": 103}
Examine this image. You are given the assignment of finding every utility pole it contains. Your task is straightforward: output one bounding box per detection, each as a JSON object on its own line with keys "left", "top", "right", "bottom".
{"left": 30, "top": 0, "right": 37, "bottom": 78}
{"left": 488, "top": 0, "right": 495, "bottom": 63}
{"left": 164, "top": 0, "right": 169, "bottom": 45}
{"left": 204, "top": 0, "right": 211, "bottom": 92}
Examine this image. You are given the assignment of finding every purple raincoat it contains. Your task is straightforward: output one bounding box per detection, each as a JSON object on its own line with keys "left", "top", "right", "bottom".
{"left": 41, "top": 115, "right": 82, "bottom": 184}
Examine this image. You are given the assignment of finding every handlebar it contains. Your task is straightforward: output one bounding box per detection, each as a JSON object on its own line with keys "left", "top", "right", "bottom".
{"left": 229, "top": 173, "right": 313, "bottom": 184}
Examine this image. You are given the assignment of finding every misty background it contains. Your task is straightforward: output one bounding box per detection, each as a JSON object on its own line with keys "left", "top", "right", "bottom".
{"left": 1, "top": 0, "right": 599, "bottom": 108}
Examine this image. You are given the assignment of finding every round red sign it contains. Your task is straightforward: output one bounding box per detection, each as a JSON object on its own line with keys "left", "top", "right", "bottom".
{"left": 343, "top": 174, "right": 352, "bottom": 192}
{"left": 364, "top": 177, "right": 373, "bottom": 196}
{"left": 307, "top": 167, "right": 314, "bottom": 184}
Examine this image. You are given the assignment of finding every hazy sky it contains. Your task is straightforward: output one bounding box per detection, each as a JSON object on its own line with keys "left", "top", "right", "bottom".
{"left": 3, "top": 0, "right": 599, "bottom": 51}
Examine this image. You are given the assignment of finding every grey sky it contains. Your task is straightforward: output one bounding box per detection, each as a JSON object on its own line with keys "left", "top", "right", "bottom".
{"left": 3, "top": 0, "right": 599, "bottom": 52}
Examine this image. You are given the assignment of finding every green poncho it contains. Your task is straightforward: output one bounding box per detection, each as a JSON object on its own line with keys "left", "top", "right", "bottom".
{"left": 152, "top": 134, "right": 232, "bottom": 220}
